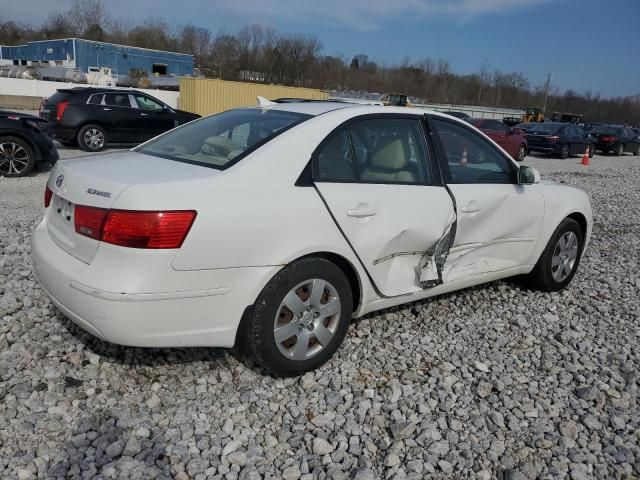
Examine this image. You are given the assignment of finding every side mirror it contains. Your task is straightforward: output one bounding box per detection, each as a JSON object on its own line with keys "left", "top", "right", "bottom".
{"left": 518, "top": 165, "right": 540, "bottom": 185}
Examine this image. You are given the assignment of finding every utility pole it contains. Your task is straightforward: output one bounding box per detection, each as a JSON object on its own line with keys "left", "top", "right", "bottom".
{"left": 542, "top": 72, "right": 552, "bottom": 118}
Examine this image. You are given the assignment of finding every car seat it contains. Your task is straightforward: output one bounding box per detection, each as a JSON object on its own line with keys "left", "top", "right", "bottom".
{"left": 360, "top": 138, "right": 415, "bottom": 182}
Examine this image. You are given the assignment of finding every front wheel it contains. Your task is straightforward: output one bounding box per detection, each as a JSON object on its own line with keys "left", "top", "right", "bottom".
{"left": 248, "top": 257, "right": 353, "bottom": 375}
{"left": 516, "top": 145, "right": 527, "bottom": 162}
{"left": 634, "top": 145, "right": 640, "bottom": 156}
{"left": 77, "top": 124, "right": 107, "bottom": 152}
{"left": 0, "top": 136, "right": 36, "bottom": 177}
{"left": 558, "top": 143, "right": 570, "bottom": 159}
{"left": 526, "top": 218, "right": 583, "bottom": 292}
{"left": 614, "top": 144, "right": 624, "bottom": 156}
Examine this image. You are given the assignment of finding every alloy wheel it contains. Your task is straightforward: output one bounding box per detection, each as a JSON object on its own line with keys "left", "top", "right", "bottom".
{"left": 84, "top": 128, "right": 105, "bottom": 150}
{"left": 273, "top": 279, "right": 341, "bottom": 360}
{"left": 517, "top": 146, "right": 526, "bottom": 161}
{"left": 551, "top": 231, "right": 579, "bottom": 282}
{"left": 0, "top": 142, "right": 30, "bottom": 175}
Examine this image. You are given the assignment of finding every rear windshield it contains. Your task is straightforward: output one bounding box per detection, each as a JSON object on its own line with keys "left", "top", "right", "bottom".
{"left": 137, "top": 108, "right": 310, "bottom": 169}
{"left": 527, "top": 123, "right": 559, "bottom": 133}
{"left": 593, "top": 126, "right": 622, "bottom": 135}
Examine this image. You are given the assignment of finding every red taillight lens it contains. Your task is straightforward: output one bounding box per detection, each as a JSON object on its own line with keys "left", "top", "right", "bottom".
{"left": 74, "top": 205, "right": 109, "bottom": 240}
{"left": 44, "top": 186, "right": 53, "bottom": 208}
{"left": 56, "top": 100, "right": 69, "bottom": 121}
{"left": 74, "top": 207, "right": 196, "bottom": 249}
{"left": 600, "top": 135, "right": 617, "bottom": 142}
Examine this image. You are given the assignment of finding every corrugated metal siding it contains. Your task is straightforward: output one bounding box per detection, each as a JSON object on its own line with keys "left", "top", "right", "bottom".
{"left": 180, "top": 78, "right": 329, "bottom": 116}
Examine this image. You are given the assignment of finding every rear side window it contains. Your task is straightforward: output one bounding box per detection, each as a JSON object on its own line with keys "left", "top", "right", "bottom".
{"left": 133, "top": 94, "right": 164, "bottom": 110}
{"left": 313, "top": 117, "right": 432, "bottom": 185}
{"left": 87, "top": 94, "right": 103, "bottom": 105}
{"left": 431, "top": 118, "right": 515, "bottom": 184}
{"left": 137, "top": 108, "right": 310, "bottom": 170}
{"left": 104, "top": 93, "right": 132, "bottom": 108}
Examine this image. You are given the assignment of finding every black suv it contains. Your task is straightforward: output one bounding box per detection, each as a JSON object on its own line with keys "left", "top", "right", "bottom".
{"left": 1, "top": 110, "right": 59, "bottom": 177}
{"left": 590, "top": 125, "right": 640, "bottom": 156}
{"left": 40, "top": 87, "right": 200, "bottom": 152}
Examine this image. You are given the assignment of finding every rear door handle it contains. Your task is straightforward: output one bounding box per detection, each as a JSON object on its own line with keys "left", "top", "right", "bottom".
{"left": 460, "top": 201, "right": 481, "bottom": 213}
{"left": 347, "top": 204, "right": 377, "bottom": 218}
{"left": 140, "top": 113, "right": 148, "bottom": 116}
{"left": 103, "top": 108, "right": 112, "bottom": 111}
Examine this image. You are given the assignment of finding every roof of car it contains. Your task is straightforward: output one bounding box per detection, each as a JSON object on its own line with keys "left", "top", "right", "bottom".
{"left": 57, "top": 87, "right": 143, "bottom": 95}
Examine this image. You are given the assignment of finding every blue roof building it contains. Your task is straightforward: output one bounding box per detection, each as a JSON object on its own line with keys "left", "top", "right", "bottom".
{"left": 0, "top": 38, "right": 194, "bottom": 77}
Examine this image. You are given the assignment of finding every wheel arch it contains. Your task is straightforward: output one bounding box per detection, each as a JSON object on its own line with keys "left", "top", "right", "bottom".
{"left": 567, "top": 211, "right": 587, "bottom": 240}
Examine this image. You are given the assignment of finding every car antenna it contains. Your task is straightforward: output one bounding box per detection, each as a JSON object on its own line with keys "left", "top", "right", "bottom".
{"left": 257, "top": 96, "right": 277, "bottom": 108}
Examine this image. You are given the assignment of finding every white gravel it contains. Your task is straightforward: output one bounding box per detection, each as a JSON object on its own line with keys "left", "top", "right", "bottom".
{"left": 1, "top": 149, "right": 639, "bottom": 479}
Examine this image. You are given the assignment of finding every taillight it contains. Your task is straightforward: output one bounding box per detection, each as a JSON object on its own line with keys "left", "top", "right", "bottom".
{"left": 74, "top": 205, "right": 108, "bottom": 240}
{"left": 56, "top": 100, "right": 69, "bottom": 121}
{"left": 600, "top": 135, "right": 617, "bottom": 142}
{"left": 44, "top": 186, "right": 53, "bottom": 208}
{"left": 74, "top": 207, "right": 196, "bottom": 249}
{"left": 546, "top": 135, "right": 560, "bottom": 142}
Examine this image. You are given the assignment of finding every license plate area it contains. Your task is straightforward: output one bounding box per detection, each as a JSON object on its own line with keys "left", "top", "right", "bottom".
{"left": 52, "top": 194, "right": 75, "bottom": 224}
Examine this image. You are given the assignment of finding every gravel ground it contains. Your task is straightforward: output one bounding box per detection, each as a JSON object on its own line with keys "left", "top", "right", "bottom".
{"left": 0, "top": 149, "right": 639, "bottom": 479}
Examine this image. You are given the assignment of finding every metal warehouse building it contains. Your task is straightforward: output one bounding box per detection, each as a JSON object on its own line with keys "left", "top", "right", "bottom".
{"left": 0, "top": 38, "right": 194, "bottom": 77}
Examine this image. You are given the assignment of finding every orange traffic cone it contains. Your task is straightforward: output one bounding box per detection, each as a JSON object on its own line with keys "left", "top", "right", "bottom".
{"left": 581, "top": 146, "right": 590, "bottom": 166}
{"left": 461, "top": 146, "right": 468, "bottom": 167}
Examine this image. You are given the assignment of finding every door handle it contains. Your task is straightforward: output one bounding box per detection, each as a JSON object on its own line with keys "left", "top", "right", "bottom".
{"left": 460, "top": 201, "right": 481, "bottom": 213}
{"left": 347, "top": 204, "right": 377, "bottom": 218}
{"left": 140, "top": 113, "right": 148, "bottom": 116}
{"left": 103, "top": 108, "right": 112, "bottom": 111}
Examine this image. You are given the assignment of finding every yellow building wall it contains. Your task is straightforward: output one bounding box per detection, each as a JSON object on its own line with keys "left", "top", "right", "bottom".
{"left": 179, "top": 77, "right": 329, "bottom": 116}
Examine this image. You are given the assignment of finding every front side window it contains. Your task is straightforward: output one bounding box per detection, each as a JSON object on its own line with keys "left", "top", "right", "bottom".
{"left": 134, "top": 94, "right": 164, "bottom": 110}
{"left": 431, "top": 118, "right": 515, "bottom": 184}
{"left": 137, "top": 108, "right": 310, "bottom": 169}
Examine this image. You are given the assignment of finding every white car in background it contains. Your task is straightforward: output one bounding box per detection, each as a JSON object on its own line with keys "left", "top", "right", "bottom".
{"left": 31, "top": 100, "right": 593, "bottom": 375}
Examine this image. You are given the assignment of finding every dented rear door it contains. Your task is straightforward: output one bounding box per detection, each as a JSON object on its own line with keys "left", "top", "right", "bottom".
{"left": 313, "top": 115, "right": 456, "bottom": 297}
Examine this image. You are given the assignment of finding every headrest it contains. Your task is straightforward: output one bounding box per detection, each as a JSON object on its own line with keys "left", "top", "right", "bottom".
{"left": 370, "top": 138, "right": 408, "bottom": 170}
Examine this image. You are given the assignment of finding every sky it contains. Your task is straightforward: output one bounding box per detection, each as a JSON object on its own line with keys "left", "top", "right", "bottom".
{"left": 4, "top": 0, "right": 640, "bottom": 97}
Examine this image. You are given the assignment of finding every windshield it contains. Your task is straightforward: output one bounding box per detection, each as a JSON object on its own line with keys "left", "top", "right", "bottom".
{"left": 137, "top": 108, "right": 310, "bottom": 169}
{"left": 527, "top": 123, "right": 559, "bottom": 133}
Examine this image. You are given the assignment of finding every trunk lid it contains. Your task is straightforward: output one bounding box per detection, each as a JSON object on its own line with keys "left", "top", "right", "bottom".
{"left": 46, "top": 151, "right": 216, "bottom": 264}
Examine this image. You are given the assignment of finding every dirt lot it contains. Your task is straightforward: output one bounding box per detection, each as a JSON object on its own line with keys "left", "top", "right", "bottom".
{"left": 0, "top": 148, "right": 639, "bottom": 479}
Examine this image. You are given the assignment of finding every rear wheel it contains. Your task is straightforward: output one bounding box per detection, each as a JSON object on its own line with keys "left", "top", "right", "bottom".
{"left": 526, "top": 218, "right": 583, "bottom": 292}
{"left": 634, "top": 145, "right": 640, "bottom": 156}
{"left": 248, "top": 257, "right": 352, "bottom": 375}
{"left": 614, "top": 143, "right": 624, "bottom": 156}
{"left": 588, "top": 145, "right": 595, "bottom": 158}
{"left": 77, "top": 124, "right": 107, "bottom": 152}
{"left": 516, "top": 145, "right": 527, "bottom": 162}
{"left": 559, "top": 143, "right": 569, "bottom": 159}
{"left": 0, "top": 136, "right": 36, "bottom": 177}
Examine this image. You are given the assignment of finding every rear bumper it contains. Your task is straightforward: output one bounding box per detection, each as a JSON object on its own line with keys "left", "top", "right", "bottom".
{"left": 31, "top": 217, "right": 280, "bottom": 348}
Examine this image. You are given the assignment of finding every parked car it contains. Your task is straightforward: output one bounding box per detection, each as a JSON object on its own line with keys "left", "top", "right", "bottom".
{"left": 525, "top": 122, "right": 595, "bottom": 158}
{"left": 514, "top": 122, "right": 537, "bottom": 133}
{"left": 502, "top": 116, "right": 522, "bottom": 127}
{"left": 32, "top": 102, "right": 593, "bottom": 375}
{"left": 0, "top": 110, "right": 59, "bottom": 177}
{"left": 442, "top": 111, "right": 470, "bottom": 120}
{"left": 590, "top": 125, "right": 640, "bottom": 156}
{"left": 467, "top": 118, "right": 528, "bottom": 161}
{"left": 39, "top": 87, "right": 200, "bottom": 152}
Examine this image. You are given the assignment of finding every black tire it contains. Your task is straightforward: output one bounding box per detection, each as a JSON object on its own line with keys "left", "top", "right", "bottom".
{"left": 558, "top": 143, "right": 570, "bottom": 159}
{"left": 247, "top": 257, "right": 353, "bottom": 376}
{"left": 526, "top": 218, "right": 584, "bottom": 292}
{"left": 516, "top": 144, "right": 527, "bottom": 162}
{"left": 0, "top": 136, "right": 36, "bottom": 177}
{"left": 77, "top": 124, "right": 107, "bottom": 152}
{"left": 588, "top": 145, "right": 595, "bottom": 158}
{"left": 633, "top": 145, "right": 640, "bottom": 156}
{"left": 614, "top": 143, "right": 624, "bottom": 156}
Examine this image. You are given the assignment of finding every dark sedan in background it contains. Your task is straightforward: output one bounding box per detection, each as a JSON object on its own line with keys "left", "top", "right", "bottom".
{"left": 40, "top": 87, "right": 200, "bottom": 152}
{"left": 590, "top": 125, "right": 640, "bottom": 156}
{"left": 525, "top": 122, "right": 595, "bottom": 159}
{"left": 467, "top": 118, "right": 528, "bottom": 161}
{"left": 0, "top": 110, "right": 58, "bottom": 177}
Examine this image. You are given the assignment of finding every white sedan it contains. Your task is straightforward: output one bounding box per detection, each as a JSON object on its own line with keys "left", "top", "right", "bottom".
{"left": 32, "top": 100, "right": 592, "bottom": 375}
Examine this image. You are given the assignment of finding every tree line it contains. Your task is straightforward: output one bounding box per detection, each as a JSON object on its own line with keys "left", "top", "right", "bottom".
{"left": 1, "top": 0, "right": 638, "bottom": 125}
